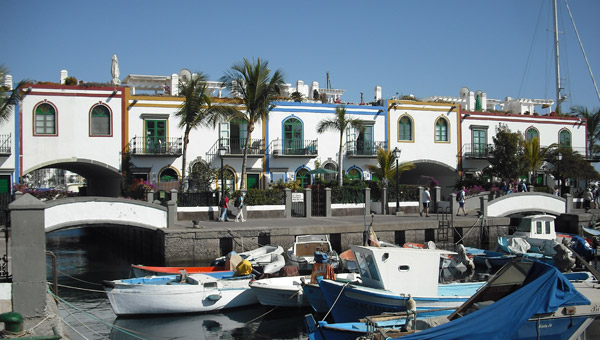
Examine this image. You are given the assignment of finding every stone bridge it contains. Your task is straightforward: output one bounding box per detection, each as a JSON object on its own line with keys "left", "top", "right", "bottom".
{"left": 478, "top": 192, "right": 571, "bottom": 217}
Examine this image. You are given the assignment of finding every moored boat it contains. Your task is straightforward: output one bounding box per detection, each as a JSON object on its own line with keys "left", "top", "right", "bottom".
{"left": 318, "top": 245, "right": 484, "bottom": 322}
{"left": 103, "top": 272, "right": 258, "bottom": 315}
{"left": 286, "top": 235, "right": 339, "bottom": 273}
{"left": 211, "top": 244, "right": 285, "bottom": 274}
{"left": 131, "top": 264, "right": 229, "bottom": 277}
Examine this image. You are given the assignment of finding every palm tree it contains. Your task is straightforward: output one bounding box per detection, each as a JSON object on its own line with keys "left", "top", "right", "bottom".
{"left": 571, "top": 106, "right": 600, "bottom": 157}
{"left": 519, "top": 137, "right": 556, "bottom": 184}
{"left": 175, "top": 72, "right": 223, "bottom": 191}
{"left": 1, "top": 65, "right": 30, "bottom": 124}
{"left": 317, "top": 106, "right": 363, "bottom": 187}
{"left": 220, "top": 58, "right": 285, "bottom": 189}
{"left": 367, "top": 147, "right": 415, "bottom": 186}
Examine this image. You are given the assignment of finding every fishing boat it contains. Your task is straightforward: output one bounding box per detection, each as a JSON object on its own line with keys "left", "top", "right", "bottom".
{"left": 131, "top": 264, "right": 229, "bottom": 277}
{"left": 251, "top": 272, "right": 361, "bottom": 309}
{"left": 305, "top": 259, "right": 600, "bottom": 340}
{"left": 317, "top": 245, "right": 484, "bottom": 323}
{"left": 211, "top": 244, "right": 286, "bottom": 274}
{"left": 285, "top": 235, "right": 339, "bottom": 273}
{"left": 103, "top": 272, "right": 258, "bottom": 315}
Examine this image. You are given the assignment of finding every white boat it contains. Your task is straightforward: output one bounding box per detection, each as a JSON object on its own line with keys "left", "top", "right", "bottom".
{"left": 318, "top": 245, "right": 484, "bottom": 322}
{"left": 103, "top": 273, "right": 258, "bottom": 315}
{"left": 250, "top": 272, "right": 360, "bottom": 308}
{"left": 212, "top": 244, "right": 285, "bottom": 274}
{"left": 285, "top": 235, "right": 339, "bottom": 272}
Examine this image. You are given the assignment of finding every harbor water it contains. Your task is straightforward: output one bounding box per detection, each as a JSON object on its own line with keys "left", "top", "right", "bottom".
{"left": 46, "top": 228, "right": 309, "bottom": 340}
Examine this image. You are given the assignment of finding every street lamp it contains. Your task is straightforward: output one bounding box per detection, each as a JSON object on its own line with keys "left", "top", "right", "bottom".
{"left": 392, "top": 147, "right": 401, "bottom": 214}
{"left": 218, "top": 145, "right": 227, "bottom": 200}
{"left": 557, "top": 152, "right": 563, "bottom": 196}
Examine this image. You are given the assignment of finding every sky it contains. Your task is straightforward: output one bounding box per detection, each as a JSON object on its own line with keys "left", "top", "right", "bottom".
{"left": 3, "top": 0, "right": 600, "bottom": 111}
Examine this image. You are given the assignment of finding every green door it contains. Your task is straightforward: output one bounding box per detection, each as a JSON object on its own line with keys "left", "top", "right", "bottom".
{"left": 284, "top": 118, "right": 302, "bottom": 154}
{"left": 247, "top": 174, "right": 259, "bottom": 189}
{"left": 473, "top": 129, "right": 487, "bottom": 157}
{"left": 0, "top": 176, "right": 9, "bottom": 193}
{"left": 145, "top": 120, "right": 167, "bottom": 153}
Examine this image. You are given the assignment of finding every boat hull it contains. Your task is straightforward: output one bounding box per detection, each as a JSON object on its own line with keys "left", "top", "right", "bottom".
{"left": 131, "top": 265, "right": 229, "bottom": 277}
{"left": 318, "top": 279, "right": 482, "bottom": 323}
{"left": 250, "top": 276, "right": 310, "bottom": 307}
{"left": 104, "top": 275, "right": 258, "bottom": 315}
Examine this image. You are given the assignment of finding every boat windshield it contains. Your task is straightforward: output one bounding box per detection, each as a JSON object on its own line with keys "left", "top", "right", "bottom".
{"left": 354, "top": 251, "right": 380, "bottom": 282}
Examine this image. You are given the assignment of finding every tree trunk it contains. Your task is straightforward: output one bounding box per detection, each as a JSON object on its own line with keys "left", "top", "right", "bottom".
{"left": 338, "top": 133, "right": 344, "bottom": 187}
{"left": 240, "top": 124, "right": 253, "bottom": 190}
{"left": 180, "top": 130, "right": 190, "bottom": 192}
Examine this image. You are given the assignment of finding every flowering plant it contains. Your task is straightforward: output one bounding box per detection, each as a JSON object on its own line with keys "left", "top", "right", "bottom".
{"left": 419, "top": 175, "right": 439, "bottom": 187}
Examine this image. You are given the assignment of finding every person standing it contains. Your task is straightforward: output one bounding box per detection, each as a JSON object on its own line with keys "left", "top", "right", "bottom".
{"left": 234, "top": 192, "right": 246, "bottom": 222}
{"left": 520, "top": 180, "right": 527, "bottom": 192}
{"left": 456, "top": 186, "right": 467, "bottom": 216}
{"left": 420, "top": 187, "right": 431, "bottom": 217}
{"left": 219, "top": 195, "right": 229, "bottom": 222}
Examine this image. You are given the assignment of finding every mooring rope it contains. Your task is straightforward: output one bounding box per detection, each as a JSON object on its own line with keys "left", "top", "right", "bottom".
{"left": 322, "top": 281, "right": 350, "bottom": 321}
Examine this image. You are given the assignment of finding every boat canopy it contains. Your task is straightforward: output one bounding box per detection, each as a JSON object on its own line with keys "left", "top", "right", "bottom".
{"left": 394, "top": 260, "right": 590, "bottom": 340}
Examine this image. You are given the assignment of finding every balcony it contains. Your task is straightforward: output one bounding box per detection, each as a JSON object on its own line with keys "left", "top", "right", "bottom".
{"left": 206, "top": 138, "right": 265, "bottom": 163}
{"left": 462, "top": 143, "right": 493, "bottom": 159}
{"left": 127, "top": 136, "right": 183, "bottom": 157}
{"left": 271, "top": 139, "right": 318, "bottom": 158}
{"left": 0, "top": 134, "right": 11, "bottom": 156}
{"left": 346, "top": 141, "right": 386, "bottom": 157}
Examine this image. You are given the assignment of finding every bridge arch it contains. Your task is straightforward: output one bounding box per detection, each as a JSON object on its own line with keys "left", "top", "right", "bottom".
{"left": 485, "top": 192, "right": 567, "bottom": 217}
{"left": 24, "top": 158, "right": 123, "bottom": 197}
{"left": 44, "top": 196, "right": 167, "bottom": 232}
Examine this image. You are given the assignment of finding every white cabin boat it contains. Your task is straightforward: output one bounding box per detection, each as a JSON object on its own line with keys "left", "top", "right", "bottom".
{"left": 212, "top": 245, "right": 285, "bottom": 274}
{"left": 285, "top": 235, "right": 339, "bottom": 272}
{"left": 103, "top": 273, "right": 258, "bottom": 315}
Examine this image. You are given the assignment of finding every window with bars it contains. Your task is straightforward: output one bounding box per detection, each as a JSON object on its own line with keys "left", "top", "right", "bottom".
{"left": 398, "top": 115, "right": 412, "bottom": 141}
{"left": 435, "top": 118, "right": 448, "bottom": 142}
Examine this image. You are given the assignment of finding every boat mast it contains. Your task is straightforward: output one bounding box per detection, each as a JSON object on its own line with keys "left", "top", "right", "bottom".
{"left": 553, "top": 0, "right": 564, "bottom": 113}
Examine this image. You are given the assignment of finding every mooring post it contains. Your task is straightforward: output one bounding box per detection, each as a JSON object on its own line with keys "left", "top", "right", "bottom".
{"left": 9, "top": 194, "right": 46, "bottom": 317}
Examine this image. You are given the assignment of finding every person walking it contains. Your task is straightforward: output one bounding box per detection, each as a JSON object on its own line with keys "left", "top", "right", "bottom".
{"left": 456, "top": 186, "right": 467, "bottom": 216}
{"left": 219, "top": 195, "right": 229, "bottom": 222}
{"left": 583, "top": 188, "right": 593, "bottom": 213}
{"left": 420, "top": 187, "right": 431, "bottom": 217}
{"left": 234, "top": 192, "right": 246, "bottom": 222}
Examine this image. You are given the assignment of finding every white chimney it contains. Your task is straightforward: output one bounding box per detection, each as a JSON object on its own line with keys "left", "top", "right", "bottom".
{"left": 60, "top": 70, "right": 68, "bottom": 84}
{"left": 374, "top": 86, "right": 382, "bottom": 102}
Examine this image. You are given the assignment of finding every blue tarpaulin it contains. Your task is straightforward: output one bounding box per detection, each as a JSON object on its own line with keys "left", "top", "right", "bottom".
{"left": 394, "top": 261, "right": 590, "bottom": 340}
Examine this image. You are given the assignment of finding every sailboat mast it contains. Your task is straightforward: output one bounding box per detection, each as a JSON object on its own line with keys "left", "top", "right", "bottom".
{"left": 553, "top": 0, "right": 563, "bottom": 113}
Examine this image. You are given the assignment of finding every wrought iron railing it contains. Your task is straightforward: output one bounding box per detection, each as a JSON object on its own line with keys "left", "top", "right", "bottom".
{"left": 271, "top": 138, "right": 318, "bottom": 156}
{"left": 462, "top": 143, "right": 493, "bottom": 158}
{"left": 0, "top": 134, "right": 11, "bottom": 155}
{"left": 127, "top": 136, "right": 183, "bottom": 156}
{"left": 345, "top": 141, "right": 386, "bottom": 156}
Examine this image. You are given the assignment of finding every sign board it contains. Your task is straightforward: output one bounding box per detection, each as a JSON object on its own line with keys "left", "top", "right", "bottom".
{"left": 292, "top": 193, "right": 304, "bottom": 203}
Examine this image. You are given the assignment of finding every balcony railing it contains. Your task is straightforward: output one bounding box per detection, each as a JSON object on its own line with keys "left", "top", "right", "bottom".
{"left": 0, "top": 134, "right": 11, "bottom": 155}
{"left": 462, "top": 143, "right": 493, "bottom": 158}
{"left": 346, "top": 141, "right": 386, "bottom": 157}
{"left": 271, "top": 139, "right": 318, "bottom": 157}
{"left": 127, "top": 136, "right": 183, "bottom": 156}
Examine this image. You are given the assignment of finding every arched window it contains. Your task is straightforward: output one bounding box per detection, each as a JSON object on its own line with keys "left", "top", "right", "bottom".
{"left": 435, "top": 118, "right": 448, "bottom": 142}
{"left": 283, "top": 117, "right": 303, "bottom": 154}
{"left": 34, "top": 102, "right": 56, "bottom": 135}
{"left": 323, "top": 162, "right": 337, "bottom": 182}
{"left": 90, "top": 104, "right": 111, "bottom": 136}
{"left": 398, "top": 115, "right": 412, "bottom": 141}
{"left": 218, "top": 167, "right": 236, "bottom": 193}
{"left": 347, "top": 167, "right": 363, "bottom": 180}
{"left": 559, "top": 129, "right": 571, "bottom": 148}
{"left": 159, "top": 168, "right": 179, "bottom": 182}
{"left": 525, "top": 127, "right": 539, "bottom": 142}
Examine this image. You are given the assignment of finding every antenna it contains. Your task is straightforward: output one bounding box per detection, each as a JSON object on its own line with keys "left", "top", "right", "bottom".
{"left": 178, "top": 69, "right": 192, "bottom": 84}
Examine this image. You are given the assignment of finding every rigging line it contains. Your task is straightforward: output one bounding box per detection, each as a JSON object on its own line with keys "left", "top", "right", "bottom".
{"left": 49, "top": 290, "right": 148, "bottom": 340}
{"left": 57, "top": 298, "right": 109, "bottom": 340}
{"left": 519, "top": 1, "right": 547, "bottom": 98}
{"left": 246, "top": 306, "right": 279, "bottom": 324}
{"left": 564, "top": 0, "right": 600, "bottom": 104}
{"left": 46, "top": 263, "right": 103, "bottom": 286}
{"left": 59, "top": 315, "right": 91, "bottom": 340}
{"left": 322, "top": 281, "right": 350, "bottom": 321}
{"left": 53, "top": 283, "right": 106, "bottom": 294}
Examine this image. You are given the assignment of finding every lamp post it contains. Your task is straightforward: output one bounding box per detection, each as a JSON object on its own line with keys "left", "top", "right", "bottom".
{"left": 392, "top": 147, "right": 401, "bottom": 214}
{"left": 218, "top": 145, "right": 227, "bottom": 200}
{"left": 557, "top": 152, "right": 562, "bottom": 196}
